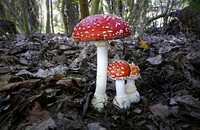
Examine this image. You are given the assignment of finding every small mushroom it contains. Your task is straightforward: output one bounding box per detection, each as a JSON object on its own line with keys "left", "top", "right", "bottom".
{"left": 125, "top": 63, "right": 140, "bottom": 103}
{"left": 108, "top": 60, "right": 131, "bottom": 109}
{"left": 73, "top": 14, "right": 131, "bottom": 111}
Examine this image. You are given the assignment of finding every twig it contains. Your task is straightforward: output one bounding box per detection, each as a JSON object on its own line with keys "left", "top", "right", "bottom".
{"left": 0, "top": 79, "right": 42, "bottom": 92}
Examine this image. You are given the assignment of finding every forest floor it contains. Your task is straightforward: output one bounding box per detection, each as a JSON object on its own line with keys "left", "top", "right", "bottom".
{"left": 0, "top": 31, "right": 200, "bottom": 130}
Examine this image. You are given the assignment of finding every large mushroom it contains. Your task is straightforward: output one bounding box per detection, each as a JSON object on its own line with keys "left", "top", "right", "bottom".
{"left": 108, "top": 60, "right": 131, "bottom": 109}
{"left": 73, "top": 14, "right": 131, "bottom": 111}
{"left": 125, "top": 63, "right": 141, "bottom": 103}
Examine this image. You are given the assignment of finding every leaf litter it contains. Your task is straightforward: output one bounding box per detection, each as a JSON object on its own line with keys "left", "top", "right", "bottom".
{"left": 0, "top": 33, "right": 199, "bottom": 130}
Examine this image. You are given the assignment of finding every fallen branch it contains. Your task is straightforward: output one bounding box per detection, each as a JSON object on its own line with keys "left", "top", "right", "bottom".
{"left": 0, "top": 79, "right": 42, "bottom": 92}
{"left": 147, "top": 13, "right": 169, "bottom": 25}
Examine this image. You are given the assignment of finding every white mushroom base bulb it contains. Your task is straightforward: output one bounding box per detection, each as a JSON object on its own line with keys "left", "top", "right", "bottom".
{"left": 125, "top": 80, "right": 140, "bottom": 103}
{"left": 113, "top": 95, "right": 130, "bottom": 109}
{"left": 91, "top": 94, "right": 108, "bottom": 111}
{"left": 113, "top": 80, "right": 130, "bottom": 109}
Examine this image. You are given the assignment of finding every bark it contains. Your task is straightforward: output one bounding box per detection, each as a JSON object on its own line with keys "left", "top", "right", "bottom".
{"left": 79, "top": 0, "right": 89, "bottom": 19}
{"left": 46, "top": 0, "right": 51, "bottom": 33}
{"left": 64, "top": 0, "right": 79, "bottom": 35}
{"left": 128, "top": 0, "right": 149, "bottom": 36}
{"left": 27, "top": 0, "right": 39, "bottom": 33}
{"left": 61, "top": 0, "right": 68, "bottom": 33}
{"left": 21, "top": 0, "right": 30, "bottom": 34}
{"left": 91, "top": 0, "right": 100, "bottom": 15}
{"left": 50, "top": 0, "right": 54, "bottom": 33}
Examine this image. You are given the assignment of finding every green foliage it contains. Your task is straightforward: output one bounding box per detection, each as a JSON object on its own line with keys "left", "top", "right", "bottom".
{"left": 189, "top": 0, "right": 200, "bottom": 13}
{"left": 72, "top": 0, "right": 79, "bottom": 4}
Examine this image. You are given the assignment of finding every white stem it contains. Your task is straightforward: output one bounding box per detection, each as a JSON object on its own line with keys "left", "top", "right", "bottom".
{"left": 91, "top": 41, "right": 108, "bottom": 111}
{"left": 94, "top": 41, "right": 108, "bottom": 96}
{"left": 125, "top": 79, "right": 137, "bottom": 93}
{"left": 125, "top": 79, "right": 140, "bottom": 103}
{"left": 115, "top": 80, "right": 126, "bottom": 97}
{"left": 127, "top": 79, "right": 135, "bottom": 85}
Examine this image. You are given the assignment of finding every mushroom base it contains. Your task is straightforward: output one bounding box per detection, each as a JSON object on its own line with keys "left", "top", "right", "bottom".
{"left": 113, "top": 95, "right": 130, "bottom": 109}
{"left": 126, "top": 90, "right": 140, "bottom": 103}
{"left": 125, "top": 83, "right": 140, "bottom": 103}
{"left": 91, "top": 94, "right": 108, "bottom": 112}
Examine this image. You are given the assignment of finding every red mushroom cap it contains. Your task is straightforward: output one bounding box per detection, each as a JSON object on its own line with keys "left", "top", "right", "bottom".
{"left": 108, "top": 60, "right": 131, "bottom": 80}
{"left": 72, "top": 14, "right": 132, "bottom": 42}
{"left": 129, "top": 63, "right": 140, "bottom": 78}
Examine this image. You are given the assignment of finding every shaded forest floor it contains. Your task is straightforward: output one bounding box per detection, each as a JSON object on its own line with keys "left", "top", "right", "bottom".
{"left": 0, "top": 31, "right": 200, "bottom": 130}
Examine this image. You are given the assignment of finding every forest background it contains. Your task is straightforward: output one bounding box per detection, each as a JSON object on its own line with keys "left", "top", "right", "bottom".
{"left": 0, "top": 0, "right": 199, "bottom": 37}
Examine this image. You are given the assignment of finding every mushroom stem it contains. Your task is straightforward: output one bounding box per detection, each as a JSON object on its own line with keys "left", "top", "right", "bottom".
{"left": 126, "top": 79, "right": 136, "bottom": 91}
{"left": 113, "top": 80, "right": 130, "bottom": 109}
{"left": 91, "top": 41, "right": 108, "bottom": 111}
{"left": 125, "top": 79, "right": 140, "bottom": 103}
{"left": 115, "top": 80, "right": 126, "bottom": 96}
{"left": 94, "top": 41, "right": 108, "bottom": 96}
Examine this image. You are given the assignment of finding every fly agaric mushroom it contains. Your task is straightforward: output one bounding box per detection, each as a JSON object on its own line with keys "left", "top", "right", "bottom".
{"left": 72, "top": 14, "right": 131, "bottom": 111}
{"left": 108, "top": 60, "right": 131, "bottom": 109}
{"left": 125, "top": 63, "right": 141, "bottom": 103}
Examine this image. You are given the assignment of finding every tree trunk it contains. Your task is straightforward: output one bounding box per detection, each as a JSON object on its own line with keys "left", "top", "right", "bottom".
{"left": 91, "top": 0, "right": 100, "bottom": 15}
{"left": 128, "top": 0, "right": 149, "bottom": 36}
{"left": 61, "top": 0, "right": 68, "bottom": 33}
{"left": 21, "top": 0, "right": 30, "bottom": 34}
{"left": 79, "top": 0, "right": 89, "bottom": 19}
{"left": 50, "top": 0, "right": 54, "bottom": 33}
{"left": 46, "top": 0, "right": 51, "bottom": 33}
{"left": 64, "top": 0, "right": 79, "bottom": 35}
{"left": 101, "top": 0, "right": 110, "bottom": 14}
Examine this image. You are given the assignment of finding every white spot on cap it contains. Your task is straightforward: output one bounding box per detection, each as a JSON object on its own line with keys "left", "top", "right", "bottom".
{"left": 115, "top": 22, "right": 121, "bottom": 27}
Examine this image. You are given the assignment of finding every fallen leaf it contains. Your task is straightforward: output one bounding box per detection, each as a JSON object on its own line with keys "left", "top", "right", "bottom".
{"left": 176, "top": 95, "right": 200, "bottom": 109}
{"left": 33, "top": 65, "right": 68, "bottom": 78}
{"left": 25, "top": 118, "right": 56, "bottom": 130}
{"left": 140, "top": 40, "right": 149, "bottom": 51}
{"left": 0, "top": 66, "right": 14, "bottom": 74}
{"left": 87, "top": 123, "right": 107, "bottom": 130}
{"left": 15, "top": 69, "right": 33, "bottom": 76}
{"left": 57, "top": 112, "right": 84, "bottom": 129}
{"left": 56, "top": 78, "right": 74, "bottom": 88}
{"left": 26, "top": 101, "right": 49, "bottom": 123}
{"left": 133, "top": 108, "right": 142, "bottom": 114}
{"left": 146, "top": 55, "right": 162, "bottom": 65}
{"left": 0, "top": 74, "right": 12, "bottom": 86}
{"left": 149, "top": 103, "right": 170, "bottom": 119}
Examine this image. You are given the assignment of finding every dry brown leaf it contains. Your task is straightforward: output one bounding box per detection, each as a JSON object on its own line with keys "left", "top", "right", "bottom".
{"left": 56, "top": 78, "right": 74, "bottom": 88}
{"left": 149, "top": 103, "right": 170, "bottom": 119}
{"left": 26, "top": 101, "right": 50, "bottom": 123}
{"left": 0, "top": 74, "right": 12, "bottom": 86}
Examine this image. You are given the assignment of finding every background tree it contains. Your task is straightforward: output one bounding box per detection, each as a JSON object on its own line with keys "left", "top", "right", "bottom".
{"left": 79, "top": 0, "right": 89, "bottom": 18}
{"left": 90, "top": 0, "right": 100, "bottom": 15}
{"left": 50, "top": 0, "right": 54, "bottom": 33}
{"left": 46, "top": 0, "right": 51, "bottom": 33}
{"left": 0, "top": 0, "right": 197, "bottom": 36}
{"left": 21, "top": 0, "right": 30, "bottom": 34}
